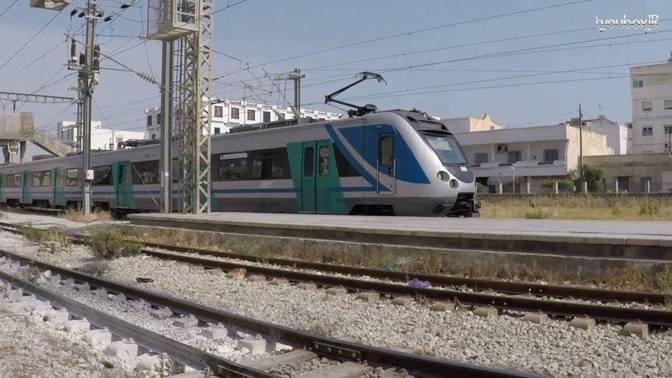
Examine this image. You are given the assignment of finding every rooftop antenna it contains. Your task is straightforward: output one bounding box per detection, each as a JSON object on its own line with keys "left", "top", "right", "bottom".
{"left": 324, "top": 71, "right": 386, "bottom": 117}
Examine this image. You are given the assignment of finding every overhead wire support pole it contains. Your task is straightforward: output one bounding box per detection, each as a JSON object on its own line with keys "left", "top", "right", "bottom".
{"left": 80, "top": 0, "right": 99, "bottom": 215}
{"left": 160, "top": 41, "right": 173, "bottom": 213}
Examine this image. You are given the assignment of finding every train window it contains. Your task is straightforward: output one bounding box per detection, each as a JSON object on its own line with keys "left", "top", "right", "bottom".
{"left": 6, "top": 173, "right": 21, "bottom": 187}
{"left": 379, "top": 135, "right": 394, "bottom": 166}
{"left": 303, "top": 147, "right": 314, "bottom": 177}
{"left": 333, "top": 144, "right": 360, "bottom": 177}
{"left": 318, "top": 146, "right": 329, "bottom": 176}
{"left": 132, "top": 160, "right": 160, "bottom": 185}
{"left": 31, "top": 172, "right": 41, "bottom": 187}
{"left": 93, "top": 166, "right": 112, "bottom": 186}
{"left": 41, "top": 171, "right": 51, "bottom": 187}
{"left": 250, "top": 148, "right": 290, "bottom": 180}
{"left": 217, "top": 153, "right": 248, "bottom": 181}
{"left": 66, "top": 168, "right": 79, "bottom": 187}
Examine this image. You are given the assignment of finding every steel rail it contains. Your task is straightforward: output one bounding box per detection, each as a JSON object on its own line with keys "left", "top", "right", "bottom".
{"left": 0, "top": 269, "right": 276, "bottom": 378}
{"left": 136, "top": 239, "right": 668, "bottom": 304}
{"left": 0, "top": 249, "right": 535, "bottom": 378}
{"left": 5, "top": 220, "right": 665, "bottom": 305}
{"left": 137, "top": 249, "right": 672, "bottom": 327}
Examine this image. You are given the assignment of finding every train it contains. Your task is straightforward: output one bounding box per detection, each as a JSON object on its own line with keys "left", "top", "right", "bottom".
{"left": 0, "top": 109, "right": 478, "bottom": 217}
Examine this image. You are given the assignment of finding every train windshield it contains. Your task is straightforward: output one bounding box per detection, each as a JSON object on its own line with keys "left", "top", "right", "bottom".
{"left": 422, "top": 132, "right": 467, "bottom": 166}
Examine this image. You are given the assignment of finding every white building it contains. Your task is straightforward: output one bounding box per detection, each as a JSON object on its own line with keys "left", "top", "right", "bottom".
{"left": 451, "top": 117, "right": 621, "bottom": 193}
{"left": 144, "top": 99, "right": 341, "bottom": 140}
{"left": 582, "top": 115, "right": 630, "bottom": 155}
{"left": 630, "top": 54, "right": 672, "bottom": 154}
{"left": 57, "top": 121, "right": 145, "bottom": 151}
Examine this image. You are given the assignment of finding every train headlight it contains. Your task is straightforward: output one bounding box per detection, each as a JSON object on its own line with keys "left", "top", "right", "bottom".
{"left": 437, "top": 171, "right": 450, "bottom": 181}
{"left": 449, "top": 178, "right": 459, "bottom": 189}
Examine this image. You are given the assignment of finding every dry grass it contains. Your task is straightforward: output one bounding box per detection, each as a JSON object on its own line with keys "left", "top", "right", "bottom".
{"left": 19, "top": 226, "right": 70, "bottom": 247}
{"left": 116, "top": 224, "right": 672, "bottom": 294}
{"left": 87, "top": 230, "right": 142, "bottom": 259}
{"left": 480, "top": 195, "right": 672, "bottom": 220}
{"left": 60, "top": 209, "right": 112, "bottom": 223}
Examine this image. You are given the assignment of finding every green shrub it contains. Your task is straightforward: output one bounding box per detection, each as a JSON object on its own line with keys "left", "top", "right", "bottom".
{"left": 87, "top": 231, "right": 142, "bottom": 259}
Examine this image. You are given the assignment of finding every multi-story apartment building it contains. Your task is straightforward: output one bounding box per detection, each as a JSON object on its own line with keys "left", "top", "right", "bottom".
{"left": 448, "top": 115, "right": 626, "bottom": 193}
{"left": 144, "top": 99, "right": 341, "bottom": 140}
{"left": 630, "top": 55, "right": 672, "bottom": 154}
{"left": 57, "top": 121, "right": 145, "bottom": 151}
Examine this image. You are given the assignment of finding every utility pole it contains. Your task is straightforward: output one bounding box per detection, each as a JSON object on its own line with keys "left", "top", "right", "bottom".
{"left": 160, "top": 41, "right": 173, "bottom": 213}
{"left": 578, "top": 103, "right": 584, "bottom": 193}
{"left": 80, "top": 0, "right": 98, "bottom": 215}
{"left": 285, "top": 68, "right": 305, "bottom": 122}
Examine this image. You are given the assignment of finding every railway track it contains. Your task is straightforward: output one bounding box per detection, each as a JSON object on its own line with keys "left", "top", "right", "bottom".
{"left": 0, "top": 249, "right": 532, "bottom": 378}
{"left": 0, "top": 219, "right": 666, "bottom": 305}
{"left": 1, "top": 221, "right": 671, "bottom": 327}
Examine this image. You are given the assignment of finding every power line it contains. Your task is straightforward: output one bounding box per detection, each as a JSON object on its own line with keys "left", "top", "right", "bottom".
{"left": 0, "top": 0, "right": 19, "bottom": 21}
{"left": 217, "top": 32, "right": 672, "bottom": 100}
{"left": 0, "top": 9, "right": 64, "bottom": 72}
{"left": 213, "top": 0, "right": 251, "bottom": 15}
{"left": 213, "top": 0, "right": 593, "bottom": 79}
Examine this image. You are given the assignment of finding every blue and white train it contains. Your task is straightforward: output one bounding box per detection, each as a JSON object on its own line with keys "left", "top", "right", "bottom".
{"left": 0, "top": 109, "right": 478, "bottom": 217}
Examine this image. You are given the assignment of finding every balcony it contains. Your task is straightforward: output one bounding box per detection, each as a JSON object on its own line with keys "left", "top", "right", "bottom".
{"left": 471, "top": 160, "right": 568, "bottom": 178}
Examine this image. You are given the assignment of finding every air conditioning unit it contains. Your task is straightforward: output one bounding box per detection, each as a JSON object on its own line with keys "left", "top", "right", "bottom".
{"left": 496, "top": 144, "right": 508, "bottom": 153}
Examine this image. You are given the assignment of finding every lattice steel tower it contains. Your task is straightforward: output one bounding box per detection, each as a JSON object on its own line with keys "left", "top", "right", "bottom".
{"left": 147, "top": 0, "right": 213, "bottom": 214}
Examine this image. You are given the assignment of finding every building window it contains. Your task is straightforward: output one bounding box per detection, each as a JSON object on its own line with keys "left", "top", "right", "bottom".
{"left": 214, "top": 106, "right": 223, "bottom": 118}
{"left": 543, "top": 149, "right": 559, "bottom": 162}
{"left": 641, "top": 101, "right": 653, "bottom": 112}
{"left": 640, "top": 177, "right": 652, "bottom": 193}
{"left": 214, "top": 127, "right": 221, "bottom": 135}
{"left": 263, "top": 111, "right": 271, "bottom": 123}
{"left": 665, "top": 125, "right": 672, "bottom": 135}
{"left": 230, "top": 107, "right": 240, "bottom": 120}
{"left": 642, "top": 126, "right": 653, "bottom": 136}
{"left": 665, "top": 99, "right": 672, "bottom": 110}
{"left": 473, "top": 152, "right": 488, "bottom": 165}
{"left": 151, "top": 134, "right": 156, "bottom": 140}
{"left": 507, "top": 151, "right": 521, "bottom": 164}
{"left": 147, "top": 115, "right": 152, "bottom": 126}
{"left": 632, "top": 79, "right": 644, "bottom": 88}
{"left": 156, "top": 114, "right": 161, "bottom": 125}
{"left": 247, "top": 109, "right": 256, "bottom": 121}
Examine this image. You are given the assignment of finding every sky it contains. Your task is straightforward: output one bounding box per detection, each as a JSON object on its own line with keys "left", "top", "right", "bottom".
{"left": 1, "top": 0, "right": 671, "bottom": 158}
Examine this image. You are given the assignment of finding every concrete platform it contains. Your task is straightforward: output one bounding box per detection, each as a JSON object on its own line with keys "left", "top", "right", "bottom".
{"left": 129, "top": 213, "right": 672, "bottom": 260}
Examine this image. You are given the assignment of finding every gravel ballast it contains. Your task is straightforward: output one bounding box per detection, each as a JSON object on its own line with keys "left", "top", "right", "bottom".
{"left": 1, "top": 226, "right": 671, "bottom": 377}
{"left": 0, "top": 294, "right": 131, "bottom": 377}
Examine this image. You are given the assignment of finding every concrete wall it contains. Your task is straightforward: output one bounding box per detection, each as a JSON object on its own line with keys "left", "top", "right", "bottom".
{"left": 441, "top": 114, "right": 503, "bottom": 134}
{"left": 584, "top": 153, "right": 672, "bottom": 193}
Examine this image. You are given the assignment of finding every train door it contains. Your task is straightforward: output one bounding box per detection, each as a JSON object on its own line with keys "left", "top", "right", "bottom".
{"left": 0, "top": 174, "right": 4, "bottom": 203}
{"left": 21, "top": 170, "right": 30, "bottom": 205}
{"left": 300, "top": 142, "right": 316, "bottom": 212}
{"left": 315, "top": 141, "right": 333, "bottom": 213}
{"left": 52, "top": 168, "right": 66, "bottom": 207}
{"left": 113, "top": 161, "right": 134, "bottom": 209}
{"left": 376, "top": 132, "right": 396, "bottom": 194}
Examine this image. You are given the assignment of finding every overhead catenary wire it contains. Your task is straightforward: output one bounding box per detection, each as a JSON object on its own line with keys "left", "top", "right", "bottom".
{"left": 213, "top": 0, "right": 593, "bottom": 79}
{"left": 0, "top": 0, "right": 19, "bottom": 21}
{"left": 0, "top": 9, "right": 64, "bottom": 72}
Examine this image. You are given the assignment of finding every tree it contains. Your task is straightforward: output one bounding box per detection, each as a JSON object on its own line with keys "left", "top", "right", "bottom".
{"left": 574, "top": 165, "right": 603, "bottom": 192}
